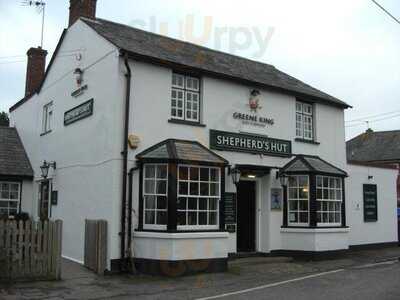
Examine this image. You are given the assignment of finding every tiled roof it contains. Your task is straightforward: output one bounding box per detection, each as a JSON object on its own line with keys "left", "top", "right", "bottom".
{"left": 281, "top": 155, "right": 347, "bottom": 176}
{"left": 346, "top": 130, "right": 400, "bottom": 163}
{"left": 0, "top": 127, "right": 33, "bottom": 178}
{"left": 136, "top": 139, "right": 228, "bottom": 165}
{"left": 82, "top": 18, "right": 350, "bottom": 109}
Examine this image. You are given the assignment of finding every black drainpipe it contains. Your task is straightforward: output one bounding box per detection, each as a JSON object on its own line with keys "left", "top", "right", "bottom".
{"left": 120, "top": 51, "right": 131, "bottom": 269}
{"left": 127, "top": 165, "right": 139, "bottom": 270}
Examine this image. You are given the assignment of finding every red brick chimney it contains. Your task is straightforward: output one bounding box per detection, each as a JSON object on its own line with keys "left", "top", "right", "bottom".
{"left": 69, "top": 0, "right": 97, "bottom": 27}
{"left": 25, "top": 47, "right": 47, "bottom": 97}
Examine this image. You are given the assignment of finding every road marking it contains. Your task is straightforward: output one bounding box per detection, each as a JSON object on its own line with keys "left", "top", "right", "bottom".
{"left": 196, "top": 269, "right": 345, "bottom": 300}
{"left": 353, "top": 260, "right": 398, "bottom": 269}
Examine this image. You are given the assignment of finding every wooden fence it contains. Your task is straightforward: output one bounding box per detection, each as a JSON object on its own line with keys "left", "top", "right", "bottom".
{"left": 84, "top": 219, "right": 107, "bottom": 275}
{"left": 0, "top": 220, "right": 62, "bottom": 281}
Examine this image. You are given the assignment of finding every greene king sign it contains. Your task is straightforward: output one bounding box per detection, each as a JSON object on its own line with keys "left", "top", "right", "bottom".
{"left": 210, "top": 130, "right": 291, "bottom": 157}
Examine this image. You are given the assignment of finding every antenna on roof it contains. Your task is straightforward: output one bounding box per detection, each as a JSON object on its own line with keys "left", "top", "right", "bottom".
{"left": 21, "top": 1, "right": 46, "bottom": 48}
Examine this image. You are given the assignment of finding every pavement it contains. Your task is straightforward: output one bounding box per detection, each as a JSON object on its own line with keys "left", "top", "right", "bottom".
{"left": 0, "top": 246, "right": 400, "bottom": 300}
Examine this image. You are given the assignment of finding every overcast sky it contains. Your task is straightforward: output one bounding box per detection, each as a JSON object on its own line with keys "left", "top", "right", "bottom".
{"left": 0, "top": 0, "right": 399, "bottom": 139}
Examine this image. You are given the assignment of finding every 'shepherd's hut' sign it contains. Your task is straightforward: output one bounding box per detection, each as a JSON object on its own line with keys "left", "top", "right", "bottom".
{"left": 64, "top": 99, "right": 94, "bottom": 126}
{"left": 210, "top": 130, "right": 291, "bottom": 156}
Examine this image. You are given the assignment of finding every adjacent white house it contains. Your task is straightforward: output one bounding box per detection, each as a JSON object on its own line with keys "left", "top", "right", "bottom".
{"left": 7, "top": 0, "right": 398, "bottom": 275}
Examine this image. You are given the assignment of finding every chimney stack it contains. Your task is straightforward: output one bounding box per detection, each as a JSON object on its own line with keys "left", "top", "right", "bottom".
{"left": 69, "top": 0, "right": 97, "bottom": 27}
{"left": 25, "top": 47, "right": 47, "bottom": 97}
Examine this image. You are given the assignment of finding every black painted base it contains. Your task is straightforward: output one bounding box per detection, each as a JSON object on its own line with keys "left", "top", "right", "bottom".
{"left": 134, "top": 257, "right": 228, "bottom": 277}
{"left": 349, "top": 241, "right": 399, "bottom": 251}
{"left": 270, "top": 249, "right": 348, "bottom": 261}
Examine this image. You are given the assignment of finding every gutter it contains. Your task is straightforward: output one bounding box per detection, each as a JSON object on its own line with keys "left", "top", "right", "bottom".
{"left": 120, "top": 51, "right": 131, "bottom": 270}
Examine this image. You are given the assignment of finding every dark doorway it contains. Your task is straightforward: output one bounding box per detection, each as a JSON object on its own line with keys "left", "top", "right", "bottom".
{"left": 39, "top": 180, "right": 50, "bottom": 220}
{"left": 236, "top": 180, "right": 256, "bottom": 252}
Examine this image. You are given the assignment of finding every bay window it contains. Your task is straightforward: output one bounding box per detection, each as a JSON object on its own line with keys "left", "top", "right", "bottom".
{"left": 281, "top": 155, "right": 347, "bottom": 228}
{"left": 0, "top": 182, "right": 20, "bottom": 216}
{"left": 136, "top": 139, "right": 228, "bottom": 232}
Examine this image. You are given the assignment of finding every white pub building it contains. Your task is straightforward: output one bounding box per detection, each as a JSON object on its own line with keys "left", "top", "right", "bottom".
{"left": 6, "top": 0, "right": 398, "bottom": 275}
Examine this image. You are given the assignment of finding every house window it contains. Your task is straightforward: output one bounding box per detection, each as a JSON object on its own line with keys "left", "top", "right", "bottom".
{"left": 288, "top": 175, "right": 309, "bottom": 226}
{"left": 42, "top": 102, "right": 53, "bottom": 134}
{"left": 296, "top": 101, "right": 314, "bottom": 140}
{"left": 0, "top": 182, "right": 20, "bottom": 216}
{"left": 171, "top": 73, "right": 200, "bottom": 122}
{"left": 316, "top": 176, "right": 342, "bottom": 225}
{"left": 177, "top": 165, "right": 220, "bottom": 229}
{"left": 143, "top": 164, "right": 168, "bottom": 229}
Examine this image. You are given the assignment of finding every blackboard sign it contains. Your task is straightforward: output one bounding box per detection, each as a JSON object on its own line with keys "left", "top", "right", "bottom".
{"left": 210, "top": 130, "right": 291, "bottom": 157}
{"left": 224, "top": 192, "right": 237, "bottom": 225}
{"left": 363, "top": 184, "right": 377, "bottom": 222}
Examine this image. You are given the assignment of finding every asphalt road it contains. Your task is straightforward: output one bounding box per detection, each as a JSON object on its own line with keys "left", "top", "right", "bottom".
{"left": 194, "top": 260, "right": 400, "bottom": 300}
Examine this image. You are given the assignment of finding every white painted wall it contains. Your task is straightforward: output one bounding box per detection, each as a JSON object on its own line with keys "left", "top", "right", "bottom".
{"left": 346, "top": 164, "right": 398, "bottom": 246}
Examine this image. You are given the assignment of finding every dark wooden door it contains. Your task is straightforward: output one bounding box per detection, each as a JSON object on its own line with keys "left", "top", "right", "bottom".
{"left": 237, "top": 181, "right": 256, "bottom": 252}
{"left": 40, "top": 181, "right": 50, "bottom": 220}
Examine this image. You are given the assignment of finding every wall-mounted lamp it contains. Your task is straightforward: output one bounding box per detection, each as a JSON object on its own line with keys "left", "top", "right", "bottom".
{"left": 40, "top": 160, "right": 57, "bottom": 179}
{"left": 279, "top": 173, "right": 289, "bottom": 187}
{"left": 230, "top": 168, "right": 241, "bottom": 187}
{"left": 74, "top": 68, "right": 84, "bottom": 86}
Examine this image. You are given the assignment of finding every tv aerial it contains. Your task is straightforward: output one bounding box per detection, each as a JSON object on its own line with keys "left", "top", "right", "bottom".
{"left": 21, "top": 1, "right": 47, "bottom": 48}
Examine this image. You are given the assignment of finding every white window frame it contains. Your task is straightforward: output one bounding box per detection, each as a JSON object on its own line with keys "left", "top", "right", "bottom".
{"left": 287, "top": 175, "right": 309, "bottom": 226}
{"left": 316, "top": 176, "right": 342, "bottom": 226}
{"left": 296, "top": 101, "right": 314, "bottom": 141}
{"left": 143, "top": 163, "right": 168, "bottom": 230}
{"left": 177, "top": 165, "right": 220, "bottom": 230}
{"left": 42, "top": 102, "right": 53, "bottom": 134}
{"left": 171, "top": 73, "right": 200, "bottom": 122}
{"left": 0, "top": 182, "right": 20, "bottom": 216}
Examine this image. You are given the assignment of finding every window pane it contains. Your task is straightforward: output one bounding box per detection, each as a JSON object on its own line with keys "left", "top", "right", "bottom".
{"left": 199, "top": 198, "right": 207, "bottom": 210}
{"left": 156, "top": 180, "right": 167, "bottom": 194}
{"left": 209, "top": 212, "right": 217, "bottom": 225}
{"left": 179, "top": 182, "right": 188, "bottom": 195}
{"left": 188, "top": 197, "right": 197, "bottom": 210}
{"left": 299, "top": 212, "right": 308, "bottom": 223}
{"left": 144, "top": 180, "right": 155, "bottom": 194}
{"left": 289, "top": 188, "right": 297, "bottom": 199}
{"left": 145, "top": 165, "right": 155, "bottom": 178}
{"left": 199, "top": 212, "right": 207, "bottom": 225}
{"left": 210, "top": 183, "right": 219, "bottom": 196}
{"left": 188, "top": 212, "right": 197, "bottom": 225}
{"left": 289, "top": 201, "right": 298, "bottom": 210}
{"left": 157, "top": 165, "right": 167, "bottom": 179}
{"left": 200, "top": 182, "right": 209, "bottom": 196}
{"left": 200, "top": 168, "right": 209, "bottom": 181}
{"left": 157, "top": 211, "right": 167, "bottom": 225}
{"left": 157, "top": 196, "right": 167, "bottom": 209}
{"left": 190, "top": 167, "right": 199, "bottom": 180}
{"left": 177, "top": 197, "right": 187, "bottom": 210}
{"left": 209, "top": 198, "right": 218, "bottom": 210}
{"left": 145, "top": 211, "right": 155, "bottom": 224}
{"left": 178, "top": 212, "right": 186, "bottom": 225}
{"left": 179, "top": 166, "right": 188, "bottom": 180}
{"left": 190, "top": 182, "right": 199, "bottom": 195}
{"left": 145, "top": 196, "right": 155, "bottom": 209}
{"left": 210, "top": 169, "right": 219, "bottom": 182}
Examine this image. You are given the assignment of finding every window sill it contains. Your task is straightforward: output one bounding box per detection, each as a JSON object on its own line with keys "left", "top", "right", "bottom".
{"left": 295, "top": 138, "right": 320, "bottom": 145}
{"left": 40, "top": 130, "right": 52, "bottom": 137}
{"left": 281, "top": 226, "right": 349, "bottom": 233}
{"left": 134, "top": 230, "right": 229, "bottom": 239}
{"left": 168, "top": 119, "right": 206, "bottom": 127}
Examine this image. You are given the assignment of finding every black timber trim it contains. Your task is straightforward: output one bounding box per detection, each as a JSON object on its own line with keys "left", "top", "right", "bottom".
{"left": 270, "top": 249, "right": 348, "bottom": 261}
{"left": 134, "top": 257, "right": 228, "bottom": 276}
{"left": 138, "top": 164, "right": 144, "bottom": 231}
{"left": 349, "top": 241, "right": 399, "bottom": 250}
{"left": 309, "top": 174, "right": 317, "bottom": 227}
{"left": 9, "top": 29, "right": 68, "bottom": 113}
{"left": 0, "top": 175, "right": 33, "bottom": 181}
{"left": 282, "top": 186, "right": 288, "bottom": 227}
{"left": 220, "top": 166, "right": 226, "bottom": 230}
{"left": 342, "top": 177, "right": 347, "bottom": 227}
{"left": 168, "top": 119, "right": 206, "bottom": 127}
{"left": 167, "top": 163, "right": 178, "bottom": 231}
{"left": 120, "top": 50, "right": 351, "bottom": 109}
{"left": 295, "top": 138, "right": 320, "bottom": 145}
{"left": 135, "top": 229, "right": 228, "bottom": 233}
